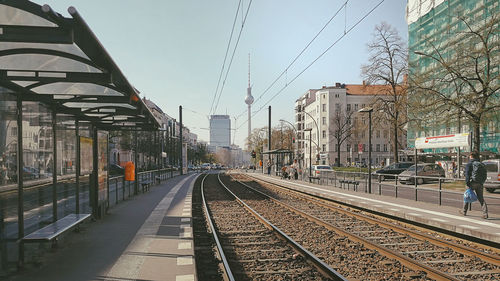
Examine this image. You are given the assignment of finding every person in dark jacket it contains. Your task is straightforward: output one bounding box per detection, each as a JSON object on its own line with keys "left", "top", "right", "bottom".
{"left": 461, "top": 152, "right": 488, "bottom": 219}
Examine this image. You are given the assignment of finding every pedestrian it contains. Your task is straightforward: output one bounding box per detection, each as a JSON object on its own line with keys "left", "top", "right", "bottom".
{"left": 460, "top": 152, "right": 488, "bottom": 219}
{"left": 452, "top": 161, "right": 457, "bottom": 178}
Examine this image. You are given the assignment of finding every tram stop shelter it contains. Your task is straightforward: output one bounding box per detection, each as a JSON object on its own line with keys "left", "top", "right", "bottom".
{"left": 0, "top": 0, "right": 160, "bottom": 268}
{"left": 262, "top": 149, "right": 294, "bottom": 176}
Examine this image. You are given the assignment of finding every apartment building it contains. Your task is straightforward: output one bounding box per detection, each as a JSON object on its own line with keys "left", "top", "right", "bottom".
{"left": 295, "top": 82, "right": 406, "bottom": 168}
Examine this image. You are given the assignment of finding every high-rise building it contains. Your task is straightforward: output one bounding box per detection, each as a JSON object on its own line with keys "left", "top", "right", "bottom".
{"left": 406, "top": 0, "right": 499, "bottom": 154}
{"left": 209, "top": 115, "right": 231, "bottom": 148}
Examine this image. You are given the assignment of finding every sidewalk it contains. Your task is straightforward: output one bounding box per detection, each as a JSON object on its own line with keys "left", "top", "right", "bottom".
{"left": 9, "top": 173, "right": 199, "bottom": 281}
{"left": 247, "top": 173, "right": 500, "bottom": 245}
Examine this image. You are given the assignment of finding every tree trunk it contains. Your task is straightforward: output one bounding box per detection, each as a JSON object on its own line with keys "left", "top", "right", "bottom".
{"left": 473, "top": 119, "right": 481, "bottom": 154}
{"left": 337, "top": 143, "right": 341, "bottom": 167}
{"left": 393, "top": 121, "right": 398, "bottom": 163}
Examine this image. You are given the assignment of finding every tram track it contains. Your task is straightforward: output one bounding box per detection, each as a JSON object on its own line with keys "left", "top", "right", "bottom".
{"left": 199, "top": 173, "right": 344, "bottom": 280}
{"left": 230, "top": 173, "right": 500, "bottom": 280}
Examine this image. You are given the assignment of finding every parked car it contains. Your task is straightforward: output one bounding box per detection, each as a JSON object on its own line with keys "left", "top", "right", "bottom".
{"left": 483, "top": 159, "right": 500, "bottom": 193}
{"left": 312, "top": 165, "right": 334, "bottom": 176}
{"left": 399, "top": 163, "right": 445, "bottom": 185}
{"left": 375, "top": 162, "right": 413, "bottom": 180}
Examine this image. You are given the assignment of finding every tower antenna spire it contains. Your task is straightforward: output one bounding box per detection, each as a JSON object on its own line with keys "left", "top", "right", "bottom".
{"left": 248, "top": 53, "right": 251, "bottom": 88}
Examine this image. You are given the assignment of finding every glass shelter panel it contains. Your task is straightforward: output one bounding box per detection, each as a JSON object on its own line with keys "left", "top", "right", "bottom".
{"left": 21, "top": 101, "right": 53, "bottom": 233}
{"left": 0, "top": 89, "right": 18, "bottom": 268}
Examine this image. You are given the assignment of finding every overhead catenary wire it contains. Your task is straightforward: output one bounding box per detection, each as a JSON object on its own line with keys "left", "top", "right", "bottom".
{"left": 235, "top": 0, "right": 350, "bottom": 121}
{"left": 208, "top": 0, "right": 242, "bottom": 117}
{"left": 212, "top": 0, "right": 253, "bottom": 116}
{"left": 235, "top": 0, "right": 386, "bottom": 132}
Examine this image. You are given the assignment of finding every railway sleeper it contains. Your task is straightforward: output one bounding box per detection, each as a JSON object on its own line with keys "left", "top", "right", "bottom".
{"left": 380, "top": 242, "right": 423, "bottom": 247}
{"left": 364, "top": 235, "right": 407, "bottom": 240}
{"left": 423, "top": 258, "right": 471, "bottom": 264}
{"left": 451, "top": 269, "right": 500, "bottom": 276}
{"left": 403, "top": 249, "right": 447, "bottom": 254}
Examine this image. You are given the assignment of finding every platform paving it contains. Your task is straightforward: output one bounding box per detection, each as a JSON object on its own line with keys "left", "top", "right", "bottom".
{"left": 246, "top": 173, "right": 500, "bottom": 245}
{"left": 9, "top": 173, "right": 199, "bottom": 281}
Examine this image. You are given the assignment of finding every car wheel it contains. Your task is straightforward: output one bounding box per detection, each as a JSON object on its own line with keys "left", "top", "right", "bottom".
{"left": 486, "top": 188, "right": 495, "bottom": 193}
{"left": 416, "top": 178, "right": 424, "bottom": 185}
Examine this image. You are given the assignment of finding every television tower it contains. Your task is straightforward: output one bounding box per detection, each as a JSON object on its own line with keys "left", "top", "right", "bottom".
{"left": 244, "top": 54, "right": 254, "bottom": 147}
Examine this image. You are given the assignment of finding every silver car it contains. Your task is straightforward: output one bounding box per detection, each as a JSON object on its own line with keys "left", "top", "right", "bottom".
{"left": 399, "top": 163, "right": 445, "bottom": 185}
{"left": 483, "top": 159, "right": 500, "bottom": 193}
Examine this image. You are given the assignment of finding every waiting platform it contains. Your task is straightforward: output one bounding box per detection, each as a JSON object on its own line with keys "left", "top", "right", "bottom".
{"left": 9, "top": 173, "right": 199, "bottom": 281}
{"left": 246, "top": 172, "right": 500, "bottom": 245}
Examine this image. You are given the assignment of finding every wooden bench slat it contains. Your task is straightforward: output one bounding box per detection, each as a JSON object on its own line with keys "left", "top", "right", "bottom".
{"left": 23, "top": 213, "right": 91, "bottom": 241}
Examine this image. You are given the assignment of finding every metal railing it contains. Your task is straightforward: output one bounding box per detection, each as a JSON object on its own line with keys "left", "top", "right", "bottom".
{"left": 245, "top": 168, "right": 500, "bottom": 215}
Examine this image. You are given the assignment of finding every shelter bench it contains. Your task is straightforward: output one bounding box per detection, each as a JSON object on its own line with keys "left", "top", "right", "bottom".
{"left": 22, "top": 213, "right": 91, "bottom": 247}
{"left": 309, "top": 176, "right": 321, "bottom": 184}
{"left": 339, "top": 180, "right": 359, "bottom": 191}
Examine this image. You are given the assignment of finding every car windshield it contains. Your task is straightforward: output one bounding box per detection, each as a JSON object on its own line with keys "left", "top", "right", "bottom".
{"left": 316, "top": 166, "right": 332, "bottom": 170}
{"left": 484, "top": 162, "right": 498, "bottom": 173}
{"left": 407, "top": 165, "right": 423, "bottom": 172}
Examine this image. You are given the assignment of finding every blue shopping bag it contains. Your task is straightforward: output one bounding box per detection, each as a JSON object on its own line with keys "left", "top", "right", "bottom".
{"left": 464, "top": 188, "right": 478, "bottom": 203}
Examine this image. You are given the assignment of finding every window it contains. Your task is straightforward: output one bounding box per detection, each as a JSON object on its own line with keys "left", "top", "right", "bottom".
{"left": 383, "top": 144, "right": 387, "bottom": 152}
{"left": 383, "top": 130, "right": 388, "bottom": 138}
{"left": 362, "top": 117, "right": 366, "bottom": 125}
{"left": 335, "top": 103, "right": 341, "bottom": 112}
{"left": 354, "top": 104, "right": 358, "bottom": 111}
{"left": 361, "top": 131, "right": 365, "bottom": 138}
{"left": 347, "top": 104, "right": 351, "bottom": 111}
{"left": 347, "top": 143, "right": 351, "bottom": 152}
{"left": 11, "top": 127, "right": 17, "bottom": 136}
{"left": 376, "top": 130, "right": 380, "bottom": 138}
{"left": 322, "top": 117, "right": 326, "bottom": 125}
{"left": 322, "top": 130, "right": 326, "bottom": 139}
{"left": 322, "top": 144, "right": 326, "bottom": 152}
{"left": 363, "top": 144, "right": 366, "bottom": 152}
{"left": 322, "top": 104, "right": 326, "bottom": 112}
{"left": 376, "top": 144, "right": 380, "bottom": 152}
{"left": 335, "top": 93, "right": 339, "bottom": 98}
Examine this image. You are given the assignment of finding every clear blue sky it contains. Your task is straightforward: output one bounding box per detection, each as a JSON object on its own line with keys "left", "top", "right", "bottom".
{"left": 42, "top": 0, "right": 408, "bottom": 148}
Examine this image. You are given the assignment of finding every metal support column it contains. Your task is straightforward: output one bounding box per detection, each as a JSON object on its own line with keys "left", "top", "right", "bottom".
{"left": 134, "top": 131, "right": 138, "bottom": 195}
{"left": 106, "top": 133, "right": 110, "bottom": 209}
{"left": 16, "top": 98, "right": 24, "bottom": 266}
{"left": 52, "top": 110, "right": 58, "bottom": 221}
{"left": 179, "top": 106, "right": 183, "bottom": 175}
{"left": 75, "top": 120, "right": 80, "bottom": 214}
{"left": 268, "top": 106, "right": 271, "bottom": 174}
{"left": 91, "top": 125, "right": 98, "bottom": 218}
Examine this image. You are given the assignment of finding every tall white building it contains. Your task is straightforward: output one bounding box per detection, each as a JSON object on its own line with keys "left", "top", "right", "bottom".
{"left": 295, "top": 83, "right": 406, "bottom": 168}
{"left": 209, "top": 115, "right": 231, "bottom": 148}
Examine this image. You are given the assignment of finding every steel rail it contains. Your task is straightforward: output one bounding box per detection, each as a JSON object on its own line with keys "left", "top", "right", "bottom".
{"left": 230, "top": 173, "right": 460, "bottom": 281}
{"left": 216, "top": 173, "right": 347, "bottom": 281}
{"left": 246, "top": 173, "right": 500, "bottom": 266}
{"left": 200, "top": 173, "right": 235, "bottom": 281}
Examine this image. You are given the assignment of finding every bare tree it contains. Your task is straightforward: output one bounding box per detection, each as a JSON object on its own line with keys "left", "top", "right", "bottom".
{"left": 330, "top": 110, "right": 354, "bottom": 167}
{"left": 411, "top": 13, "right": 499, "bottom": 153}
{"left": 362, "top": 22, "right": 408, "bottom": 163}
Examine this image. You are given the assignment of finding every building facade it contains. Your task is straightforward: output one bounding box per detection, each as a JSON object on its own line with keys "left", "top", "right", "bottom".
{"left": 295, "top": 83, "right": 406, "bottom": 168}
{"left": 406, "top": 0, "right": 499, "bottom": 155}
{"left": 209, "top": 115, "right": 231, "bottom": 148}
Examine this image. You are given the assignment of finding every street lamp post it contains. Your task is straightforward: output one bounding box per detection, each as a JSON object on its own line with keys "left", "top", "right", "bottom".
{"left": 302, "top": 111, "right": 320, "bottom": 155}
{"left": 304, "top": 128, "right": 312, "bottom": 182}
{"left": 358, "top": 107, "right": 373, "bottom": 193}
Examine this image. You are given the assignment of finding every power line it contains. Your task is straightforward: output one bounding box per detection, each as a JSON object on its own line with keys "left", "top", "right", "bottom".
{"left": 208, "top": 0, "right": 242, "bottom": 116}
{"left": 234, "top": 0, "right": 350, "bottom": 121}
{"left": 236, "top": 0, "right": 386, "bottom": 132}
{"left": 212, "top": 0, "right": 253, "bottom": 115}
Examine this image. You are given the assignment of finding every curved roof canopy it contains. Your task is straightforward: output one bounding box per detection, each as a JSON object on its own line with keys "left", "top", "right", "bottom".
{"left": 0, "top": 0, "right": 159, "bottom": 130}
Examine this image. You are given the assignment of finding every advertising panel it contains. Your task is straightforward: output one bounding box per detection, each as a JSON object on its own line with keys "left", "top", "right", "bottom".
{"left": 80, "top": 136, "right": 92, "bottom": 175}
{"left": 97, "top": 132, "right": 108, "bottom": 203}
{"left": 415, "top": 133, "right": 470, "bottom": 149}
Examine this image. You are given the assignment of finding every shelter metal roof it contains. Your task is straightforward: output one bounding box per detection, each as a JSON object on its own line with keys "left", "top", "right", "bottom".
{"left": 0, "top": 0, "right": 159, "bottom": 130}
